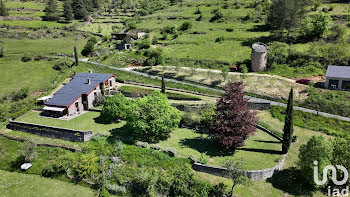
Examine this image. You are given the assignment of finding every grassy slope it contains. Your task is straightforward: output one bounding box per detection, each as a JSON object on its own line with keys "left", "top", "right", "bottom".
{"left": 137, "top": 0, "right": 268, "bottom": 63}
{"left": 0, "top": 37, "right": 86, "bottom": 96}
{"left": 153, "top": 128, "right": 282, "bottom": 170}
{"left": 0, "top": 170, "right": 96, "bottom": 197}
{"left": 16, "top": 111, "right": 124, "bottom": 136}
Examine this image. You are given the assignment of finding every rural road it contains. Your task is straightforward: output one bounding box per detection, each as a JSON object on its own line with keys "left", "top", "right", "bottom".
{"left": 72, "top": 58, "right": 350, "bottom": 122}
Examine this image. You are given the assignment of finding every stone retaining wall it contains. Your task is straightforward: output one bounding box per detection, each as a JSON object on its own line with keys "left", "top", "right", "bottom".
{"left": 7, "top": 120, "right": 93, "bottom": 142}
{"left": 192, "top": 154, "right": 286, "bottom": 181}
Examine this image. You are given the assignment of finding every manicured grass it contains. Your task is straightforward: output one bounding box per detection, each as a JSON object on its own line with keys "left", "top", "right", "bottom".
{"left": 152, "top": 127, "right": 282, "bottom": 170}
{"left": 119, "top": 85, "right": 202, "bottom": 101}
{"left": 16, "top": 111, "right": 124, "bottom": 136}
{"left": 0, "top": 170, "right": 96, "bottom": 197}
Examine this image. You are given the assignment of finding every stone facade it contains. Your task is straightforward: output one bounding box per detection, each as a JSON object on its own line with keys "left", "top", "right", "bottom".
{"left": 7, "top": 120, "right": 93, "bottom": 142}
{"left": 251, "top": 43, "right": 268, "bottom": 72}
{"left": 192, "top": 154, "right": 286, "bottom": 181}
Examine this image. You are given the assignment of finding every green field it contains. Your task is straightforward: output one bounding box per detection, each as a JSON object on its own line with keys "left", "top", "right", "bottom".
{"left": 0, "top": 170, "right": 96, "bottom": 197}
{"left": 16, "top": 111, "right": 123, "bottom": 136}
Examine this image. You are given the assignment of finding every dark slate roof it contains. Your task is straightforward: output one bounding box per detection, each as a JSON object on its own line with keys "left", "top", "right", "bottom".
{"left": 326, "top": 66, "right": 350, "bottom": 79}
{"left": 45, "top": 73, "right": 113, "bottom": 107}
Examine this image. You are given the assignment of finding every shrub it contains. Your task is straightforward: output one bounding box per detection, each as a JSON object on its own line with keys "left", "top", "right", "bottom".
{"left": 20, "top": 141, "right": 37, "bottom": 162}
{"left": 137, "top": 38, "right": 151, "bottom": 49}
{"left": 161, "top": 25, "right": 177, "bottom": 34}
{"left": 210, "top": 9, "right": 224, "bottom": 22}
{"left": 199, "top": 103, "right": 215, "bottom": 127}
{"left": 226, "top": 28, "right": 234, "bottom": 32}
{"left": 99, "top": 187, "right": 110, "bottom": 197}
{"left": 240, "top": 64, "right": 248, "bottom": 73}
{"left": 21, "top": 54, "right": 32, "bottom": 62}
{"left": 300, "top": 13, "right": 332, "bottom": 39}
{"left": 215, "top": 36, "right": 225, "bottom": 43}
{"left": 52, "top": 61, "right": 70, "bottom": 71}
{"left": 145, "top": 48, "right": 165, "bottom": 66}
{"left": 194, "top": 8, "right": 201, "bottom": 14}
{"left": 81, "top": 41, "right": 95, "bottom": 56}
{"left": 268, "top": 42, "right": 289, "bottom": 65}
{"left": 196, "top": 15, "right": 202, "bottom": 21}
{"left": 298, "top": 136, "right": 333, "bottom": 188}
{"left": 12, "top": 87, "right": 29, "bottom": 101}
{"left": 93, "top": 93, "right": 105, "bottom": 107}
{"left": 126, "top": 91, "right": 181, "bottom": 143}
{"left": 178, "top": 21, "right": 192, "bottom": 31}
{"left": 100, "top": 93, "right": 130, "bottom": 123}
{"left": 71, "top": 152, "right": 99, "bottom": 181}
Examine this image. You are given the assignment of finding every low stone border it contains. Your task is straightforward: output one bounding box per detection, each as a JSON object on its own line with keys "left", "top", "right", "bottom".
{"left": 7, "top": 120, "right": 93, "bottom": 142}
{"left": 192, "top": 154, "right": 286, "bottom": 181}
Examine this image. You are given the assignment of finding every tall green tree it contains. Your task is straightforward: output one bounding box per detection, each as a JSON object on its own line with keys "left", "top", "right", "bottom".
{"left": 44, "top": 0, "right": 59, "bottom": 21}
{"left": 74, "top": 46, "right": 79, "bottom": 66}
{"left": 126, "top": 91, "right": 181, "bottom": 143}
{"left": 72, "top": 0, "right": 87, "bottom": 19}
{"left": 267, "top": 0, "right": 313, "bottom": 35}
{"left": 0, "top": 0, "right": 8, "bottom": 16}
{"left": 161, "top": 75, "right": 166, "bottom": 94}
{"left": 63, "top": 0, "right": 74, "bottom": 21}
{"left": 298, "top": 136, "right": 333, "bottom": 188}
{"left": 282, "top": 88, "right": 294, "bottom": 153}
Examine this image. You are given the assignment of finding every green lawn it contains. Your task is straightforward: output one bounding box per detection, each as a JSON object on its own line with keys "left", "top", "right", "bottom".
{"left": 152, "top": 127, "right": 282, "bottom": 170}
{"left": 0, "top": 170, "right": 96, "bottom": 197}
{"left": 16, "top": 111, "right": 123, "bottom": 136}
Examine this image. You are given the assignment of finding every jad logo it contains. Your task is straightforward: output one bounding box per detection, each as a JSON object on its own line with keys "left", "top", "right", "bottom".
{"left": 314, "top": 161, "right": 349, "bottom": 196}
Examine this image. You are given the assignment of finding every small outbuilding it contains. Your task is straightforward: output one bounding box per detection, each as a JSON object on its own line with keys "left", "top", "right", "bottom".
{"left": 325, "top": 65, "right": 350, "bottom": 90}
{"left": 251, "top": 42, "right": 268, "bottom": 72}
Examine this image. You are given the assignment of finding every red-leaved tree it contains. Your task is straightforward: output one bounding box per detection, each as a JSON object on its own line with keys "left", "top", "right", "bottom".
{"left": 209, "top": 81, "right": 258, "bottom": 149}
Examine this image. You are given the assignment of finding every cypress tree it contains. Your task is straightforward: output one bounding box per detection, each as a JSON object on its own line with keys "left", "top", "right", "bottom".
{"left": 74, "top": 46, "right": 79, "bottom": 66}
{"left": 282, "top": 88, "right": 294, "bottom": 153}
{"left": 44, "top": 0, "right": 59, "bottom": 21}
{"left": 0, "top": 0, "right": 8, "bottom": 16}
{"left": 63, "top": 0, "right": 74, "bottom": 21}
{"left": 161, "top": 75, "right": 166, "bottom": 94}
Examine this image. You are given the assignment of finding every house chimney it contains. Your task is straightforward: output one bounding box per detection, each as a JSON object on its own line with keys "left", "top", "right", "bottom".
{"left": 89, "top": 69, "right": 92, "bottom": 73}
{"left": 87, "top": 78, "right": 90, "bottom": 84}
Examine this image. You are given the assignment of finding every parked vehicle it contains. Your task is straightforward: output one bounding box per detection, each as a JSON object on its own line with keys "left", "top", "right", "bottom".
{"left": 296, "top": 78, "right": 311, "bottom": 85}
{"left": 230, "top": 66, "right": 238, "bottom": 72}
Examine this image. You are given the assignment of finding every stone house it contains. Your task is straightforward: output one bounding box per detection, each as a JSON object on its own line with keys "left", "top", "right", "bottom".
{"left": 325, "top": 66, "right": 350, "bottom": 90}
{"left": 44, "top": 72, "right": 116, "bottom": 117}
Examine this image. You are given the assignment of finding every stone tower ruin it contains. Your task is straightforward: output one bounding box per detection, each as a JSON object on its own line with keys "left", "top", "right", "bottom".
{"left": 251, "top": 42, "right": 268, "bottom": 72}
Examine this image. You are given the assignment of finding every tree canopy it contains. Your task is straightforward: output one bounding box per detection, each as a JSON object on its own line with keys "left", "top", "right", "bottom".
{"left": 126, "top": 91, "right": 181, "bottom": 143}
{"left": 209, "top": 81, "right": 258, "bottom": 149}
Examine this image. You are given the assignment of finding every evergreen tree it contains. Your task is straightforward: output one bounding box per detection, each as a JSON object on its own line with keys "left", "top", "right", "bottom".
{"left": 44, "top": 0, "right": 59, "bottom": 21}
{"left": 92, "top": 0, "right": 100, "bottom": 9}
{"left": 74, "top": 46, "right": 79, "bottom": 66}
{"left": 267, "top": 0, "right": 313, "bottom": 35}
{"left": 0, "top": 0, "right": 8, "bottom": 16}
{"left": 282, "top": 88, "right": 294, "bottom": 153}
{"left": 63, "top": 0, "right": 74, "bottom": 21}
{"left": 72, "top": 0, "right": 87, "bottom": 19}
{"left": 161, "top": 75, "right": 165, "bottom": 94}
